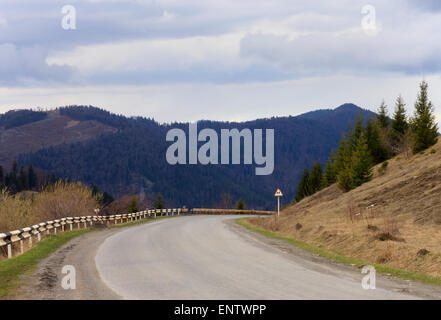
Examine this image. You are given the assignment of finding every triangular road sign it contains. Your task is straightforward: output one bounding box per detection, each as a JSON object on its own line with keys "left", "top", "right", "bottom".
{"left": 274, "top": 188, "right": 283, "bottom": 197}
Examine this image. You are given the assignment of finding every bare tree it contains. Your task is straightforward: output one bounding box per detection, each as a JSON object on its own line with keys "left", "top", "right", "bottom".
{"left": 219, "top": 192, "right": 233, "bottom": 209}
{"left": 393, "top": 128, "right": 412, "bottom": 159}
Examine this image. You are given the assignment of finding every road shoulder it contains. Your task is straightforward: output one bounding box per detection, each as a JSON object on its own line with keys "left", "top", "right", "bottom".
{"left": 229, "top": 218, "right": 441, "bottom": 300}
{"left": 16, "top": 228, "right": 122, "bottom": 300}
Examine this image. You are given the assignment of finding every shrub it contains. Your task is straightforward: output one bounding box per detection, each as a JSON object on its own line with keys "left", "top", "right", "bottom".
{"left": 236, "top": 198, "right": 246, "bottom": 210}
{"left": 0, "top": 189, "right": 34, "bottom": 233}
{"left": 430, "top": 149, "right": 436, "bottom": 154}
{"left": 377, "top": 161, "right": 389, "bottom": 176}
{"left": 376, "top": 250, "right": 393, "bottom": 263}
{"left": 127, "top": 197, "right": 139, "bottom": 213}
{"left": 32, "top": 181, "right": 101, "bottom": 221}
{"left": 374, "top": 218, "right": 405, "bottom": 242}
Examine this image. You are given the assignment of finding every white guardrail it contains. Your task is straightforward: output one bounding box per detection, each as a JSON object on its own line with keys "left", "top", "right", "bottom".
{"left": 0, "top": 208, "right": 273, "bottom": 259}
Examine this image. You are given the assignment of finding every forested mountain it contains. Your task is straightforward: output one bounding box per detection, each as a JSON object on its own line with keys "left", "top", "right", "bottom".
{"left": 9, "top": 104, "right": 375, "bottom": 209}
{"left": 0, "top": 108, "right": 116, "bottom": 166}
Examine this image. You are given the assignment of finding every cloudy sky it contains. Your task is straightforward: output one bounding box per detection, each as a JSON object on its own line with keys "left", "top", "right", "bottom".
{"left": 0, "top": 0, "right": 440, "bottom": 124}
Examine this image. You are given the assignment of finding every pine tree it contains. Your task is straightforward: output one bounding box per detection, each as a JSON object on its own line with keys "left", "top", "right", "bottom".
{"left": 11, "top": 161, "right": 18, "bottom": 177}
{"left": 365, "top": 118, "right": 389, "bottom": 164}
{"left": 18, "top": 166, "right": 28, "bottom": 191}
{"left": 7, "top": 161, "right": 19, "bottom": 193}
{"left": 411, "top": 80, "right": 438, "bottom": 153}
{"left": 391, "top": 95, "right": 408, "bottom": 136}
{"left": 0, "top": 165, "right": 4, "bottom": 188}
{"left": 337, "top": 167, "right": 353, "bottom": 192}
{"left": 28, "top": 165, "right": 37, "bottom": 189}
{"left": 350, "top": 134, "right": 373, "bottom": 188}
{"left": 294, "top": 168, "right": 311, "bottom": 202}
{"left": 377, "top": 100, "right": 390, "bottom": 129}
{"left": 128, "top": 197, "right": 139, "bottom": 213}
{"left": 348, "top": 113, "right": 365, "bottom": 151}
{"left": 236, "top": 198, "right": 246, "bottom": 210}
{"left": 336, "top": 132, "right": 356, "bottom": 192}
{"left": 154, "top": 193, "right": 165, "bottom": 209}
{"left": 334, "top": 134, "right": 352, "bottom": 176}
{"left": 309, "top": 162, "right": 323, "bottom": 193}
{"left": 322, "top": 150, "right": 337, "bottom": 187}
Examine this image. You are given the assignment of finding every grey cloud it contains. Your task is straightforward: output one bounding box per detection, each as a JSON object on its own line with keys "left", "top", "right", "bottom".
{"left": 407, "top": 0, "right": 441, "bottom": 11}
{"left": 0, "top": 44, "right": 74, "bottom": 85}
{"left": 84, "top": 63, "right": 289, "bottom": 86}
{"left": 239, "top": 26, "right": 441, "bottom": 77}
{"left": 1, "top": 0, "right": 441, "bottom": 86}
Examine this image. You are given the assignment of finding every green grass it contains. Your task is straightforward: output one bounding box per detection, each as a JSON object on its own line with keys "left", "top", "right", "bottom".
{"left": 0, "top": 229, "right": 92, "bottom": 298}
{"left": 236, "top": 218, "right": 441, "bottom": 287}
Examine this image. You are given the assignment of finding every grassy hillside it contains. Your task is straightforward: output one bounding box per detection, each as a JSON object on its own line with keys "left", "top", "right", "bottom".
{"left": 247, "top": 139, "right": 441, "bottom": 280}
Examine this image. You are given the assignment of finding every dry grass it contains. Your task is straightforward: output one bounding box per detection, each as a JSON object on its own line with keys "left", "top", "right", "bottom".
{"left": 0, "top": 181, "right": 101, "bottom": 233}
{"left": 248, "top": 139, "right": 441, "bottom": 280}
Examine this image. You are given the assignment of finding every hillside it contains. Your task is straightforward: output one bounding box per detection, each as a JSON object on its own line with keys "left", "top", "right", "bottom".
{"left": 0, "top": 109, "right": 116, "bottom": 167}
{"left": 248, "top": 139, "right": 441, "bottom": 279}
{"left": 3, "top": 104, "right": 376, "bottom": 208}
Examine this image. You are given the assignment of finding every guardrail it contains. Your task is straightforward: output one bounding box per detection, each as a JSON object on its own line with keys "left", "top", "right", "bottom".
{"left": 0, "top": 207, "right": 273, "bottom": 260}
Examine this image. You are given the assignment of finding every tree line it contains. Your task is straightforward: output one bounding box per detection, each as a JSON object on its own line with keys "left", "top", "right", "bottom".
{"left": 0, "top": 161, "right": 52, "bottom": 194}
{"left": 295, "top": 80, "right": 438, "bottom": 202}
{"left": 1, "top": 160, "right": 114, "bottom": 208}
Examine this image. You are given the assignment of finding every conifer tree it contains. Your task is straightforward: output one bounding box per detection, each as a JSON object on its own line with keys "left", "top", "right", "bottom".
{"left": 128, "top": 196, "right": 139, "bottom": 213}
{"left": 411, "top": 81, "right": 438, "bottom": 153}
{"left": 348, "top": 113, "right": 365, "bottom": 151}
{"left": 0, "top": 165, "right": 3, "bottom": 188}
{"left": 336, "top": 131, "right": 357, "bottom": 192}
{"left": 377, "top": 100, "right": 389, "bottom": 129}
{"left": 28, "top": 165, "right": 38, "bottom": 189}
{"left": 294, "top": 168, "right": 311, "bottom": 202}
{"left": 337, "top": 167, "right": 352, "bottom": 192}
{"left": 236, "top": 198, "right": 246, "bottom": 210}
{"left": 391, "top": 95, "right": 408, "bottom": 136}
{"left": 350, "top": 134, "right": 373, "bottom": 188}
{"left": 322, "top": 151, "right": 337, "bottom": 187}
{"left": 309, "top": 162, "right": 323, "bottom": 193}
{"left": 18, "top": 166, "right": 28, "bottom": 191}
{"left": 154, "top": 193, "right": 165, "bottom": 209}
{"left": 365, "top": 118, "right": 389, "bottom": 164}
{"left": 334, "top": 135, "right": 350, "bottom": 174}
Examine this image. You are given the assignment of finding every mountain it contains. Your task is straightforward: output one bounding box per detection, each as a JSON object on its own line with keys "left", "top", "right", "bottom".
{"left": 2, "top": 104, "right": 376, "bottom": 209}
{"left": 0, "top": 109, "right": 116, "bottom": 167}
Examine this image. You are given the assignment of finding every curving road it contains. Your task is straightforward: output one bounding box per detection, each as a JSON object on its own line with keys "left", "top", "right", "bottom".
{"left": 95, "top": 215, "right": 423, "bottom": 300}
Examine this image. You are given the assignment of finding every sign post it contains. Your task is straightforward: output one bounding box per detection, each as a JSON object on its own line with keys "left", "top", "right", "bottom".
{"left": 274, "top": 188, "right": 283, "bottom": 229}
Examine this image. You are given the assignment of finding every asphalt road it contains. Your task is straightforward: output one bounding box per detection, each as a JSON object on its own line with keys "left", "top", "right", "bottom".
{"left": 95, "top": 215, "right": 424, "bottom": 299}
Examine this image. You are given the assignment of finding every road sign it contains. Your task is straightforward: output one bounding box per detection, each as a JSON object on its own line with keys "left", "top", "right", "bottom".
{"left": 274, "top": 188, "right": 283, "bottom": 226}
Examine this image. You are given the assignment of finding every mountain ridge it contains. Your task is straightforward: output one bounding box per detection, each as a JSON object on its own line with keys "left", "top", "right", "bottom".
{"left": 0, "top": 103, "right": 376, "bottom": 208}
